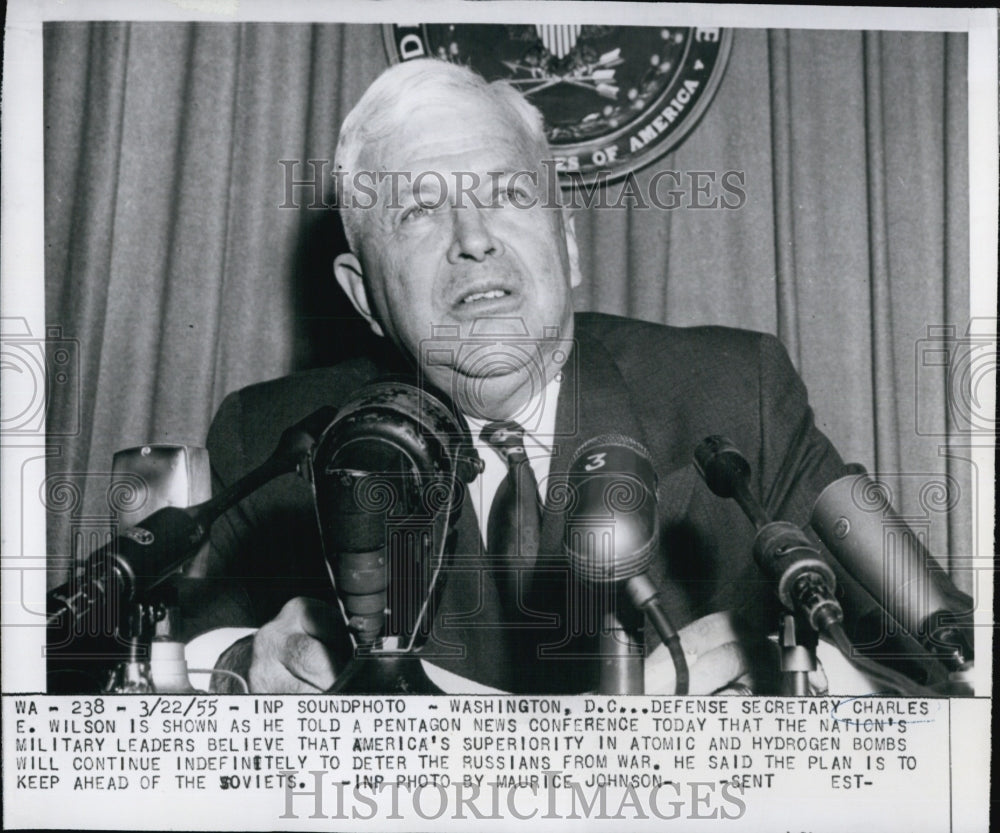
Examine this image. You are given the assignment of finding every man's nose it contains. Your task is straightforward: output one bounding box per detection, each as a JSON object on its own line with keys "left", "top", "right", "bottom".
{"left": 447, "top": 207, "right": 502, "bottom": 263}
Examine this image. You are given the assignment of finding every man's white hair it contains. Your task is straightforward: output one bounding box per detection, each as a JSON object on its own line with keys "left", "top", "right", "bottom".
{"left": 334, "top": 58, "right": 549, "bottom": 251}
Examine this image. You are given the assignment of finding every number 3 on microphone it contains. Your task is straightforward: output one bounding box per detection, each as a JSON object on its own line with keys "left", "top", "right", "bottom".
{"left": 584, "top": 452, "right": 607, "bottom": 471}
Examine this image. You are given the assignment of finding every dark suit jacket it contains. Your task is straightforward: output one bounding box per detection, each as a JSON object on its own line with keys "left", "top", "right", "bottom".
{"left": 204, "top": 313, "right": 883, "bottom": 692}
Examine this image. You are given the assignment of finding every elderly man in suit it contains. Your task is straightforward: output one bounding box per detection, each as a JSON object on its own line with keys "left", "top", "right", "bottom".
{"left": 206, "top": 58, "right": 877, "bottom": 694}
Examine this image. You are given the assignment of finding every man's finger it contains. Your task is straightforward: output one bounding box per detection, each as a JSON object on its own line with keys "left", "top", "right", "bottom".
{"left": 248, "top": 641, "right": 327, "bottom": 694}
{"left": 677, "top": 610, "right": 740, "bottom": 658}
{"left": 644, "top": 644, "right": 679, "bottom": 693}
{"left": 281, "top": 632, "right": 339, "bottom": 691}
{"left": 249, "top": 662, "right": 325, "bottom": 694}
{"left": 645, "top": 640, "right": 750, "bottom": 695}
{"left": 688, "top": 642, "right": 748, "bottom": 695}
{"left": 644, "top": 610, "right": 754, "bottom": 695}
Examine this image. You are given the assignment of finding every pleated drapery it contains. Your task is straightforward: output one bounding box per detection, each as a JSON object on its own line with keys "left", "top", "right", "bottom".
{"left": 44, "top": 23, "right": 971, "bottom": 588}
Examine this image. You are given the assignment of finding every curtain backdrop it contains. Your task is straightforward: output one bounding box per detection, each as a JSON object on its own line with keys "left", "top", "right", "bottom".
{"left": 44, "top": 23, "right": 971, "bottom": 590}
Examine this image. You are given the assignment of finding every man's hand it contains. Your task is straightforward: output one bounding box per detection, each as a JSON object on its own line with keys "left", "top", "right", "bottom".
{"left": 645, "top": 611, "right": 752, "bottom": 695}
{"left": 644, "top": 611, "right": 830, "bottom": 695}
{"left": 248, "top": 597, "right": 350, "bottom": 693}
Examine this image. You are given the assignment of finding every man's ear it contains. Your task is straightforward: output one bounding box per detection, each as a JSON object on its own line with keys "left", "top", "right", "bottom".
{"left": 333, "top": 253, "right": 384, "bottom": 337}
{"left": 562, "top": 208, "right": 582, "bottom": 289}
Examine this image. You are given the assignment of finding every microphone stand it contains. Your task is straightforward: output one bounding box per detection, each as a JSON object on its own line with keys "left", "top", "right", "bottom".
{"left": 598, "top": 587, "right": 646, "bottom": 695}
{"left": 327, "top": 646, "right": 441, "bottom": 694}
{"left": 48, "top": 407, "right": 338, "bottom": 694}
{"left": 777, "top": 612, "right": 818, "bottom": 696}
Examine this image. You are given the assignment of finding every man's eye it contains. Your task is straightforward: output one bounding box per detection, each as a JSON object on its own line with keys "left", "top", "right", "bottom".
{"left": 401, "top": 203, "right": 433, "bottom": 223}
{"left": 498, "top": 184, "right": 530, "bottom": 206}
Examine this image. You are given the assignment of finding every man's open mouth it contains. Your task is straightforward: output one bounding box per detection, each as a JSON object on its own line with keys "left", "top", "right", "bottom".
{"left": 460, "top": 288, "right": 511, "bottom": 304}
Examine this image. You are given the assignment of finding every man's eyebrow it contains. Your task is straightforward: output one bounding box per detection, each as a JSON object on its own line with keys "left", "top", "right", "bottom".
{"left": 392, "top": 176, "right": 444, "bottom": 203}
{"left": 374, "top": 158, "right": 536, "bottom": 207}
{"left": 373, "top": 174, "right": 421, "bottom": 207}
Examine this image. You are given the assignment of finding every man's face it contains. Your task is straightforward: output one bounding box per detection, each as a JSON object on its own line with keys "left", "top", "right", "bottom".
{"left": 334, "top": 91, "right": 581, "bottom": 421}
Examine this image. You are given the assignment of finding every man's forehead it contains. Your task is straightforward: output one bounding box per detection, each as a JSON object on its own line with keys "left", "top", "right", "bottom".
{"left": 377, "top": 142, "right": 538, "bottom": 180}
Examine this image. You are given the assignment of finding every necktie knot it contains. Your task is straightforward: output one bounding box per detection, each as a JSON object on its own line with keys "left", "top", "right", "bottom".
{"left": 480, "top": 420, "right": 528, "bottom": 464}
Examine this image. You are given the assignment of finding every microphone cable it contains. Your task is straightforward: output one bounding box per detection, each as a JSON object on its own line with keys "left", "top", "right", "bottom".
{"left": 639, "top": 589, "right": 689, "bottom": 695}
{"left": 825, "top": 622, "right": 942, "bottom": 698}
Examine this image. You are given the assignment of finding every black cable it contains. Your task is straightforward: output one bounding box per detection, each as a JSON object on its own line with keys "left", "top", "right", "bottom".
{"left": 644, "top": 599, "right": 689, "bottom": 695}
{"left": 826, "top": 623, "right": 941, "bottom": 698}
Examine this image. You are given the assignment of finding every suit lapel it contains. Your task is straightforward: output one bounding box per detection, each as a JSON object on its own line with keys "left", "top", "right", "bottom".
{"left": 540, "top": 324, "right": 650, "bottom": 555}
{"left": 538, "top": 319, "right": 701, "bottom": 628}
{"left": 453, "top": 480, "right": 484, "bottom": 554}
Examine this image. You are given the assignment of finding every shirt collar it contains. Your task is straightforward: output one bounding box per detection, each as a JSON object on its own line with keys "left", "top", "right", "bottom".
{"left": 464, "top": 374, "right": 561, "bottom": 458}
{"left": 463, "top": 374, "right": 562, "bottom": 535}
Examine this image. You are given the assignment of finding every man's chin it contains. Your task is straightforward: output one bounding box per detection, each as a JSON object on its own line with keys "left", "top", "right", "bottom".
{"left": 430, "top": 367, "right": 539, "bottom": 423}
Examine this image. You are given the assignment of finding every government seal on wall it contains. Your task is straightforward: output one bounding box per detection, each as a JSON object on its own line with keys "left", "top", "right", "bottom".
{"left": 385, "top": 24, "right": 732, "bottom": 185}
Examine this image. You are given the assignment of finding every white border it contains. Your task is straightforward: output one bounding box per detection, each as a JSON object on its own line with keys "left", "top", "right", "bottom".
{"left": 2, "top": 0, "right": 988, "bottom": 29}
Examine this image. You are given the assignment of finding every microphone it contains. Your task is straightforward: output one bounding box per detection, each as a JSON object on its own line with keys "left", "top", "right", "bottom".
{"left": 693, "top": 436, "right": 843, "bottom": 635}
{"left": 810, "top": 469, "right": 974, "bottom": 670}
{"left": 311, "top": 381, "right": 480, "bottom": 654}
{"left": 111, "top": 444, "right": 212, "bottom": 576}
{"left": 692, "top": 436, "right": 769, "bottom": 525}
{"left": 694, "top": 437, "right": 948, "bottom": 697}
{"left": 563, "top": 435, "right": 688, "bottom": 695}
{"left": 48, "top": 406, "right": 336, "bottom": 636}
